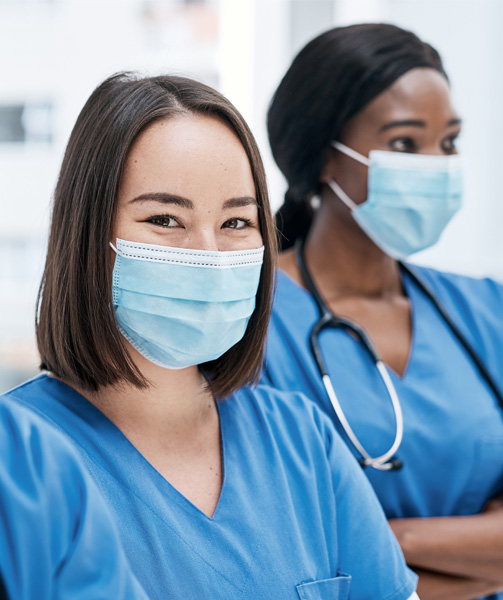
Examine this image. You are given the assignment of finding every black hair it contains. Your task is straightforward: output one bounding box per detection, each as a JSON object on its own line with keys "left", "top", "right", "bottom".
{"left": 268, "top": 23, "right": 447, "bottom": 249}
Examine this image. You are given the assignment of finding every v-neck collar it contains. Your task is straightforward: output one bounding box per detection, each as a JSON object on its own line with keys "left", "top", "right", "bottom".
{"left": 10, "top": 376, "right": 266, "bottom": 595}
{"left": 277, "top": 266, "right": 418, "bottom": 382}
{"left": 28, "top": 375, "right": 231, "bottom": 522}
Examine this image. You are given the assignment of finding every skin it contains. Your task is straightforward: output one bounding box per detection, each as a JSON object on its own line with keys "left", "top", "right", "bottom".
{"left": 87, "top": 114, "right": 262, "bottom": 518}
{"left": 280, "top": 67, "right": 503, "bottom": 597}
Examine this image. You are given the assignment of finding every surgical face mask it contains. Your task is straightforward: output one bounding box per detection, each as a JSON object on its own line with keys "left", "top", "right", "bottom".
{"left": 111, "top": 238, "right": 264, "bottom": 369}
{"left": 328, "top": 141, "right": 464, "bottom": 260}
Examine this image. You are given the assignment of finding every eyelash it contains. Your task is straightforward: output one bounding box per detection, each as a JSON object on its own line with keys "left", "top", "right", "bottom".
{"left": 388, "top": 134, "right": 459, "bottom": 154}
{"left": 223, "top": 217, "right": 254, "bottom": 230}
{"left": 147, "top": 215, "right": 179, "bottom": 228}
{"left": 146, "top": 215, "right": 254, "bottom": 229}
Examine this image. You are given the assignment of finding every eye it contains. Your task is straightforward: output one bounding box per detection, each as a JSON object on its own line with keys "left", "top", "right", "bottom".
{"left": 147, "top": 215, "right": 180, "bottom": 228}
{"left": 388, "top": 137, "right": 417, "bottom": 153}
{"left": 222, "top": 217, "right": 253, "bottom": 230}
{"left": 441, "top": 134, "right": 459, "bottom": 154}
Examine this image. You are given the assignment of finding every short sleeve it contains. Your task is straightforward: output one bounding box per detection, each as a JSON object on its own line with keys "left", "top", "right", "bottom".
{"left": 321, "top": 411, "right": 418, "bottom": 600}
{"left": 0, "top": 398, "right": 148, "bottom": 600}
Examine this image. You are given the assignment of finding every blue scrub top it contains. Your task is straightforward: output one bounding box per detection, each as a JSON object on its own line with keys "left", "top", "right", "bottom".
{"left": 5, "top": 374, "right": 417, "bottom": 600}
{"left": 263, "top": 266, "right": 503, "bottom": 598}
{"left": 0, "top": 395, "right": 147, "bottom": 600}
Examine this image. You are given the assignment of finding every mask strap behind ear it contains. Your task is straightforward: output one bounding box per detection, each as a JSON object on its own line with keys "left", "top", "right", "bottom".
{"left": 327, "top": 179, "right": 357, "bottom": 211}
{"left": 109, "top": 241, "right": 118, "bottom": 254}
{"left": 331, "top": 141, "right": 370, "bottom": 167}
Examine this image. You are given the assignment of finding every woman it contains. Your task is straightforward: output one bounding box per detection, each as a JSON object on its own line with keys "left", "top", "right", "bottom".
{"left": 3, "top": 73, "right": 418, "bottom": 599}
{"left": 262, "top": 23, "right": 503, "bottom": 600}
{"left": 0, "top": 395, "right": 147, "bottom": 599}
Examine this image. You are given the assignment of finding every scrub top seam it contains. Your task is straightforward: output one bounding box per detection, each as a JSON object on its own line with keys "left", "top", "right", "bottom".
{"left": 235, "top": 527, "right": 266, "bottom": 598}
{"left": 7, "top": 380, "right": 247, "bottom": 594}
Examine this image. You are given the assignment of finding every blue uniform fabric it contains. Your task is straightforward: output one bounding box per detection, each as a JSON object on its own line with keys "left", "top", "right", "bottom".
{"left": 262, "top": 265, "right": 503, "bottom": 597}
{"left": 5, "top": 374, "right": 417, "bottom": 600}
{"left": 0, "top": 395, "right": 147, "bottom": 600}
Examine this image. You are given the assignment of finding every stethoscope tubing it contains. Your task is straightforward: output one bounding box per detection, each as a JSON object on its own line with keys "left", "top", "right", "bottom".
{"left": 399, "top": 263, "right": 503, "bottom": 409}
{"left": 295, "top": 239, "right": 503, "bottom": 471}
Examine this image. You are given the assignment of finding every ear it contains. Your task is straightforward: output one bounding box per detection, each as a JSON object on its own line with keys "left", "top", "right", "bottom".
{"left": 319, "top": 147, "right": 341, "bottom": 184}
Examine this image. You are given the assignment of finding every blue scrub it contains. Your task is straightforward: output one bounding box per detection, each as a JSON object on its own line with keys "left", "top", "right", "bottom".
{"left": 0, "top": 396, "right": 147, "bottom": 600}
{"left": 263, "top": 266, "right": 503, "bottom": 596}
{"left": 5, "top": 374, "right": 417, "bottom": 600}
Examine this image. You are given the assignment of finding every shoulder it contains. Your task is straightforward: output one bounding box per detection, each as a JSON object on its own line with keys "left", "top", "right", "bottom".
{"left": 4, "top": 373, "right": 79, "bottom": 430}
{"left": 0, "top": 392, "right": 89, "bottom": 502}
{"left": 0, "top": 379, "right": 97, "bottom": 521}
{"left": 405, "top": 264, "right": 503, "bottom": 384}
{"left": 234, "top": 383, "right": 324, "bottom": 421}
{"left": 407, "top": 263, "right": 503, "bottom": 309}
{"left": 230, "top": 384, "right": 345, "bottom": 454}
{"left": 0, "top": 390, "right": 66, "bottom": 453}
{"left": 4, "top": 372, "right": 58, "bottom": 402}
{"left": 0, "top": 391, "right": 148, "bottom": 600}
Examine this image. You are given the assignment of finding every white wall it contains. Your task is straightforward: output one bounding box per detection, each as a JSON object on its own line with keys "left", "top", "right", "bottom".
{"left": 243, "top": 0, "right": 503, "bottom": 280}
{"left": 1, "top": 0, "right": 501, "bottom": 391}
{"left": 0, "top": 0, "right": 219, "bottom": 391}
{"left": 384, "top": 0, "right": 503, "bottom": 278}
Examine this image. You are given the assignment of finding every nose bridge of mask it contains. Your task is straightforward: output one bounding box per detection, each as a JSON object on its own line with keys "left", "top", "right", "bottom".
{"left": 368, "top": 149, "right": 463, "bottom": 172}
{"left": 367, "top": 151, "right": 464, "bottom": 199}
{"left": 111, "top": 239, "right": 264, "bottom": 303}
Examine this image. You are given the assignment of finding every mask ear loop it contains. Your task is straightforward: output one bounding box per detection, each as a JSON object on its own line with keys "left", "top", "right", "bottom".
{"left": 109, "top": 241, "right": 119, "bottom": 254}
{"left": 328, "top": 141, "right": 370, "bottom": 211}
{"left": 331, "top": 141, "right": 370, "bottom": 166}
{"left": 327, "top": 179, "right": 358, "bottom": 211}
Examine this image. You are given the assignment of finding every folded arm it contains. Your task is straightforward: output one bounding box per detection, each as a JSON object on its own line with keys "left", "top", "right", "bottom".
{"left": 413, "top": 568, "right": 503, "bottom": 600}
{"left": 389, "top": 500, "right": 503, "bottom": 583}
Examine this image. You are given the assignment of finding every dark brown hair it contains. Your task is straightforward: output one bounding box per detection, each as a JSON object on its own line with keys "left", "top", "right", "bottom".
{"left": 37, "top": 72, "right": 277, "bottom": 399}
{"left": 268, "top": 23, "right": 447, "bottom": 249}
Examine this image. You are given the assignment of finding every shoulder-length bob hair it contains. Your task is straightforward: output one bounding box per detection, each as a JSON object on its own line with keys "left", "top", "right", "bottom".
{"left": 37, "top": 72, "right": 277, "bottom": 399}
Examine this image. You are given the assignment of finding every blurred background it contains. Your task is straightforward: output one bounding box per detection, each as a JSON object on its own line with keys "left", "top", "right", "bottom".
{"left": 1, "top": 0, "right": 502, "bottom": 392}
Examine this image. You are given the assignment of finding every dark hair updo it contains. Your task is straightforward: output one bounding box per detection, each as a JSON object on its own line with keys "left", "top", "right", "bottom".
{"left": 268, "top": 23, "right": 447, "bottom": 249}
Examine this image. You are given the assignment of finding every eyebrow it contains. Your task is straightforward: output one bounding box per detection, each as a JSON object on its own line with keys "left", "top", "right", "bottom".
{"left": 129, "top": 192, "right": 257, "bottom": 209}
{"left": 129, "top": 193, "right": 194, "bottom": 208}
{"left": 379, "top": 118, "right": 462, "bottom": 132}
{"left": 222, "top": 196, "right": 257, "bottom": 209}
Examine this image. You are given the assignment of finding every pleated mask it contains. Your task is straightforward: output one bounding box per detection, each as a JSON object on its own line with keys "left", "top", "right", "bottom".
{"left": 328, "top": 141, "right": 463, "bottom": 260}
{"left": 111, "top": 238, "right": 264, "bottom": 369}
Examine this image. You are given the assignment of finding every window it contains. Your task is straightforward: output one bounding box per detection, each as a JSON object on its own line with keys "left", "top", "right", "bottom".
{"left": 0, "top": 102, "right": 53, "bottom": 143}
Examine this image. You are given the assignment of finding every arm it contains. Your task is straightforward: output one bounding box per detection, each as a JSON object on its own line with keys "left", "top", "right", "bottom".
{"left": 414, "top": 568, "right": 503, "bottom": 600}
{"left": 323, "top": 421, "right": 418, "bottom": 599}
{"left": 0, "top": 399, "right": 148, "bottom": 600}
{"left": 56, "top": 453, "right": 149, "bottom": 600}
{"left": 389, "top": 505, "right": 503, "bottom": 584}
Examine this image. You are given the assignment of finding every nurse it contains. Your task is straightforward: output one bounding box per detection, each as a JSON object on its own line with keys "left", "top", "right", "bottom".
{"left": 0, "top": 395, "right": 147, "bottom": 599}
{"left": 263, "top": 23, "right": 503, "bottom": 600}
{"left": 3, "top": 73, "right": 418, "bottom": 599}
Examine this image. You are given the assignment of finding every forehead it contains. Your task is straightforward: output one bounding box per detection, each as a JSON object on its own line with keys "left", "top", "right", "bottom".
{"left": 120, "top": 113, "right": 255, "bottom": 199}
{"left": 350, "top": 67, "right": 458, "bottom": 128}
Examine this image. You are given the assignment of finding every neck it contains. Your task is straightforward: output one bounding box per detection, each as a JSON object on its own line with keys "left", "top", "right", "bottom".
{"left": 304, "top": 202, "right": 403, "bottom": 301}
{"left": 82, "top": 349, "right": 215, "bottom": 443}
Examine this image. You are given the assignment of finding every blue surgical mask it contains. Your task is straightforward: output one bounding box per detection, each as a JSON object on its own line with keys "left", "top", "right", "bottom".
{"left": 110, "top": 238, "right": 264, "bottom": 369}
{"left": 328, "top": 141, "right": 464, "bottom": 259}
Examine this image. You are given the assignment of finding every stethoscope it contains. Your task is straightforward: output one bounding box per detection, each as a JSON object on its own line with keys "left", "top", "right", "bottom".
{"left": 296, "top": 238, "right": 503, "bottom": 471}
